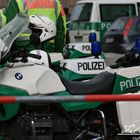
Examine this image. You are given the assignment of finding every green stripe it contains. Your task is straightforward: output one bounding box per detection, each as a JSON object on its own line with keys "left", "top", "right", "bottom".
{"left": 16, "top": 0, "right": 24, "bottom": 13}
{"left": 57, "top": 91, "right": 101, "bottom": 111}
{"left": 68, "top": 22, "right": 112, "bottom": 42}
{"left": 0, "top": 10, "right": 6, "bottom": 27}
{"left": 68, "top": 22, "right": 112, "bottom": 31}
{"left": 68, "top": 22, "right": 100, "bottom": 30}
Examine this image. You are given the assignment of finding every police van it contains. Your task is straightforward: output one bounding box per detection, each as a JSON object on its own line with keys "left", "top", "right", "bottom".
{"left": 68, "top": 0, "right": 140, "bottom": 43}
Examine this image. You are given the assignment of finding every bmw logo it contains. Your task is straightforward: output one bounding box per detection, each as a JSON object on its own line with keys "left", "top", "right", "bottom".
{"left": 15, "top": 73, "right": 23, "bottom": 80}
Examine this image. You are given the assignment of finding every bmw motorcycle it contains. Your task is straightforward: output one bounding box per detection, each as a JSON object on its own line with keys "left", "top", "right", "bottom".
{"left": 28, "top": 14, "right": 106, "bottom": 81}
{"left": 63, "top": 40, "right": 105, "bottom": 59}
{"left": 59, "top": 36, "right": 106, "bottom": 80}
{"left": 0, "top": 14, "right": 140, "bottom": 140}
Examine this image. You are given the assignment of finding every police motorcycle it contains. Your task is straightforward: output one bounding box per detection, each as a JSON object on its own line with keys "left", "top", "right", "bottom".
{"left": 0, "top": 14, "right": 110, "bottom": 140}
{"left": 1, "top": 14, "right": 140, "bottom": 140}
{"left": 63, "top": 33, "right": 105, "bottom": 59}
{"left": 28, "top": 15, "right": 106, "bottom": 81}
{"left": 59, "top": 33, "right": 106, "bottom": 80}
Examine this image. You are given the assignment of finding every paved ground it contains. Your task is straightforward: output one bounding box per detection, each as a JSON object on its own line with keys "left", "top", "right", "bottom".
{"left": 104, "top": 53, "right": 124, "bottom": 66}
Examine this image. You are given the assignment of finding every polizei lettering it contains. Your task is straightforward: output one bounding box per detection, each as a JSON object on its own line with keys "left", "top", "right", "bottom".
{"left": 82, "top": 45, "right": 91, "bottom": 51}
{"left": 77, "top": 62, "right": 105, "bottom": 71}
{"left": 120, "top": 77, "right": 140, "bottom": 91}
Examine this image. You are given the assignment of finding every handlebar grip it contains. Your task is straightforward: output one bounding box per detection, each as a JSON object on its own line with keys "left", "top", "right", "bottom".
{"left": 28, "top": 53, "right": 41, "bottom": 60}
{"left": 109, "top": 62, "right": 124, "bottom": 69}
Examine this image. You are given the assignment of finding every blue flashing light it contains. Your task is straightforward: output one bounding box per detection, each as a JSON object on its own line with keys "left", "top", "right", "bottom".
{"left": 91, "top": 41, "right": 102, "bottom": 57}
{"left": 133, "top": 37, "right": 140, "bottom": 54}
{"left": 89, "top": 32, "right": 97, "bottom": 42}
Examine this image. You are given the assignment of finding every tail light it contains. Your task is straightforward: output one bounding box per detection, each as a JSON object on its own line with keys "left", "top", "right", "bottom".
{"left": 122, "top": 18, "right": 133, "bottom": 37}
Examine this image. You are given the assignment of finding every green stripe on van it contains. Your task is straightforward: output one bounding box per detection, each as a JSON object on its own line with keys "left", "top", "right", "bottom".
{"left": 68, "top": 22, "right": 100, "bottom": 30}
{"left": 68, "top": 22, "right": 112, "bottom": 31}
{"left": 68, "top": 22, "right": 112, "bottom": 42}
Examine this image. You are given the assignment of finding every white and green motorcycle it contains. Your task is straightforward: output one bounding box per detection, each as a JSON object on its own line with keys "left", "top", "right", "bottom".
{"left": 0, "top": 14, "right": 140, "bottom": 140}
{"left": 59, "top": 34, "right": 106, "bottom": 80}
{"left": 28, "top": 16, "right": 106, "bottom": 81}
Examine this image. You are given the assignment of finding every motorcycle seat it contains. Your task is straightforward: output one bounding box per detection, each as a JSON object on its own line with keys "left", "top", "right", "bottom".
{"left": 60, "top": 72, "right": 116, "bottom": 95}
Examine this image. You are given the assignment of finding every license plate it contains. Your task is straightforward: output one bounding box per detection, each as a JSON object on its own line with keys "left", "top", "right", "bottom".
{"left": 76, "top": 38, "right": 82, "bottom": 42}
{"left": 105, "top": 38, "right": 114, "bottom": 43}
{"left": 75, "top": 36, "right": 83, "bottom": 42}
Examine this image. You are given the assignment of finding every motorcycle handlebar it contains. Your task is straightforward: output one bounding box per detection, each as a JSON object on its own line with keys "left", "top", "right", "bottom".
{"left": 27, "top": 52, "right": 41, "bottom": 60}
{"left": 0, "top": 50, "right": 41, "bottom": 64}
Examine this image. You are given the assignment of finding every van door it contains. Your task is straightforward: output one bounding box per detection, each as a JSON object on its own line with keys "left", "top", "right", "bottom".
{"left": 137, "top": 3, "right": 140, "bottom": 14}
{"left": 69, "top": 2, "right": 99, "bottom": 43}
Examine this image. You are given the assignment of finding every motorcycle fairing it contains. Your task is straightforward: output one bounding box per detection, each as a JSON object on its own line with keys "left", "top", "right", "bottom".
{"left": 67, "top": 42, "right": 92, "bottom": 54}
{"left": 59, "top": 69, "right": 96, "bottom": 80}
{"left": 66, "top": 42, "right": 105, "bottom": 59}
{"left": 67, "top": 49, "right": 91, "bottom": 58}
{"left": 0, "top": 84, "right": 28, "bottom": 121}
{"left": 112, "top": 66, "right": 140, "bottom": 94}
{"left": 59, "top": 58, "right": 106, "bottom": 80}
{"left": 117, "top": 92, "right": 140, "bottom": 134}
{"left": 114, "top": 66, "right": 140, "bottom": 134}
{"left": 0, "top": 64, "right": 66, "bottom": 95}
{"left": 60, "top": 58, "right": 106, "bottom": 74}
{"left": 57, "top": 91, "right": 101, "bottom": 112}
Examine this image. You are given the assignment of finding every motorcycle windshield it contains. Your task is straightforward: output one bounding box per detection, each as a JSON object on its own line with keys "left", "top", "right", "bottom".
{"left": 0, "top": 13, "right": 29, "bottom": 58}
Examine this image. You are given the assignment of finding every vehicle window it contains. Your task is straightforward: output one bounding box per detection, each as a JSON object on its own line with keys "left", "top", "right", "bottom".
{"left": 100, "top": 4, "right": 136, "bottom": 22}
{"left": 108, "top": 18, "right": 129, "bottom": 31}
{"left": 136, "top": 20, "right": 140, "bottom": 31}
{"left": 137, "top": 3, "right": 140, "bottom": 15}
{"left": 71, "top": 3, "right": 93, "bottom": 22}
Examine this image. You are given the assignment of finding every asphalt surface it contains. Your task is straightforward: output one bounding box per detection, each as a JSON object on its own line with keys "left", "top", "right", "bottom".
{"left": 104, "top": 53, "right": 124, "bottom": 66}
